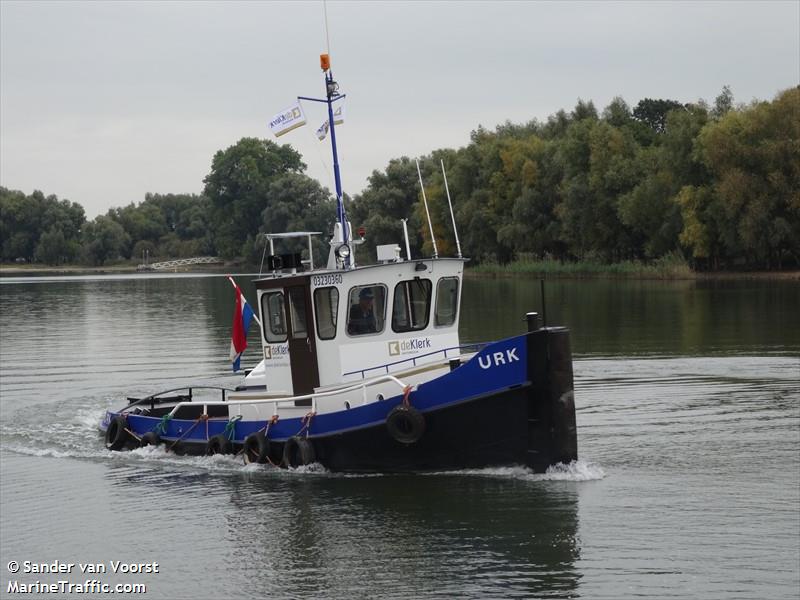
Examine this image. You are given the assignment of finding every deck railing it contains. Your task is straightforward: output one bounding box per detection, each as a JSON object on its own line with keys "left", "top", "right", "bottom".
{"left": 342, "top": 342, "right": 489, "bottom": 379}
{"left": 159, "top": 374, "right": 411, "bottom": 420}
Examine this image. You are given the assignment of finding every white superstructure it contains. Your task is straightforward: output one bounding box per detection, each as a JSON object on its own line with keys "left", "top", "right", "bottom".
{"left": 242, "top": 231, "right": 465, "bottom": 401}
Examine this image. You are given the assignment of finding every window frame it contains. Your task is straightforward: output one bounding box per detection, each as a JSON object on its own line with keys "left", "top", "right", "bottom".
{"left": 313, "top": 286, "right": 340, "bottom": 341}
{"left": 287, "top": 287, "right": 308, "bottom": 340}
{"left": 391, "top": 278, "right": 432, "bottom": 334}
{"left": 345, "top": 283, "right": 388, "bottom": 337}
{"left": 434, "top": 276, "right": 460, "bottom": 328}
{"left": 261, "top": 290, "right": 288, "bottom": 343}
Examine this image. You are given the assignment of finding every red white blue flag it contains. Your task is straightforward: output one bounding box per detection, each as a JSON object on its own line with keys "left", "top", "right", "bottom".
{"left": 229, "top": 277, "right": 255, "bottom": 372}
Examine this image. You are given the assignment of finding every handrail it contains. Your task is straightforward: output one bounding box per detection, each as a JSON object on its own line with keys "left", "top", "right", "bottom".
{"left": 142, "top": 386, "right": 237, "bottom": 400}
{"left": 164, "top": 374, "right": 411, "bottom": 419}
{"left": 124, "top": 385, "right": 237, "bottom": 411}
{"left": 342, "top": 342, "right": 490, "bottom": 379}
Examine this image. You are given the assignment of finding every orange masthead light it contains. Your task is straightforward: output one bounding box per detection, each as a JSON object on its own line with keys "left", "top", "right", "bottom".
{"left": 320, "top": 54, "right": 330, "bottom": 71}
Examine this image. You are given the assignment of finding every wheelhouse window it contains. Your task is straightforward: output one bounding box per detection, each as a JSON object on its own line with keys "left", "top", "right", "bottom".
{"left": 262, "top": 291, "right": 287, "bottom": 343}
{"left": 287, "top": 287, "right": 308, "bottom": 339}
{"left": 434, "top": 277, "right": 459, "bottom": 327}
{"left": 314, "top": 287, "right": 339, "bottom": 340}
{"left": 346, "top": 284, "right": 387, "bottom": 336}
{"left": 392, "top": 278, "right": 432, "bottom": 333}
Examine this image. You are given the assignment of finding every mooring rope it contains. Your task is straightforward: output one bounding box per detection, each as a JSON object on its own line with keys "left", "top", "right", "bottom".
{"left": 297, "top": 412, "right": 316, "bottom": 438}
{"left": 167, "top": 414, "right": 209, "bottom": 452}
{"left": 402, "top": 385, "right": 413, "bottom": 407}
{"left": 223, "top": 415, "right": 243, "bottom": 441}
{"left": 153, "top": 414, "right": 172, "bottom": 436}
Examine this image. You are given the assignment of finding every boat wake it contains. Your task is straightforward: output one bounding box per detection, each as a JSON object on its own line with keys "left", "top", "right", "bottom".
{"left": 424, "top": 460, "right": 606, "bottom": 481}
{"left": 4, "top": 437, "right": 605, "bottom": 481}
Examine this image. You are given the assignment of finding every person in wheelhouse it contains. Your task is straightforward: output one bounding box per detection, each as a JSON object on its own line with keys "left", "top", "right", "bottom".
{"left": 348, "top": 286, "right": 377, "bottom": 334}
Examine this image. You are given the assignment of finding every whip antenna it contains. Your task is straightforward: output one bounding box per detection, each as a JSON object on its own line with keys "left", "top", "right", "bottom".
{"left": 441, "top": 160, "right": 462, "bottom": 258}
{"left": 416, "top": 159, "right": 439, "bottom": 259}
{"left": 323, "top": 0, "right": 331, "bottom": 56}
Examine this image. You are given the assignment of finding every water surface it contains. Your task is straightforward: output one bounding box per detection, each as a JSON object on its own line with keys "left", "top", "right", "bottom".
{"left": 1, "top": 274, "right": 798, "bottom": 599}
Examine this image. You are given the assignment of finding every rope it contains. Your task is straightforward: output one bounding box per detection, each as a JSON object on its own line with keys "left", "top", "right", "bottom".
{"left": 167, "top": 414, "right": 209, "bottom": 452}
{"left": 297, "top": 412, "right": 316, "bottom": 438}
{"left": 223, "top": 415, "right": 243, "bottom": 441}
{"left": 402, "top": 385, "right": 413, "bottom": 407}
{"left": 153, "top": 414, "right": 172, "bottom": 435}
{"left": 263, "top": 414, "right": 279, "bottom": 437}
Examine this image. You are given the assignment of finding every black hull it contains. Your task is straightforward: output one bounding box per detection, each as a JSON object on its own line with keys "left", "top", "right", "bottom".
{"left": 313, "top": 386, "right": 531, "bottom": 472}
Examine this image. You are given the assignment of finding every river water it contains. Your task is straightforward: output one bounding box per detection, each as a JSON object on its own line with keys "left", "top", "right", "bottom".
{"left": 0, "top": 273, "right": 798, "bottom": 599}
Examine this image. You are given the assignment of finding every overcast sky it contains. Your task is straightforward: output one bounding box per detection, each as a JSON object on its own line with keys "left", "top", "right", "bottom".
{"left": 1, "top": 1, "right": 798, "bottom": 218}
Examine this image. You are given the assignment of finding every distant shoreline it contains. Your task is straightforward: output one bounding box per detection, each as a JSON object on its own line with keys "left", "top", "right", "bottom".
{"left": 466, "top": 258, "right": 800, "bottom": 281}
{"left": 0, "top": 263, "right": 229, "bottom": 276}
{"left": 2, "top": 261, "right": 798, "bottom": 281}
{"left": 465, "top": 268, "right": 800, "bottom": 281}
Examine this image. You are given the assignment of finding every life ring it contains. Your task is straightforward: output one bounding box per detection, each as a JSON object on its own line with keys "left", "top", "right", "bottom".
{"left": 205, "top": 434, "right": 232, "bottom": 456}
{"left": 243, "top": 431, "right": 271, "bottom": 465}
{"left": 282, "top": 436, "right": 316, "bottom": 468}
{"left": 386, "top": 405, "right": 426, "bottom": 444}
{"left": 139, "top": 431, "right": 161, "bottom": 448}
{"left": 104, "top": 416, "right": 130, "bottom": 450}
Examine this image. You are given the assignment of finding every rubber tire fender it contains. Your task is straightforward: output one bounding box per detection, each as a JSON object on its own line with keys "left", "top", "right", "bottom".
{"left": 243, "top": 431, "right": 271, "bottom": 465}
{"left": 105, "top": 416, "right": 131, "bottom": 451}
{"left": 139, "top": 431, "right": 161, "bottom": 448}
{"left": 205, "top": 433, "right": 233, "bottom": 456}
{"left": 282, "top": 436, "right": 316, "bottom": 468}
{"left": 386, "top": 405, "right": 426, "bottom": 445}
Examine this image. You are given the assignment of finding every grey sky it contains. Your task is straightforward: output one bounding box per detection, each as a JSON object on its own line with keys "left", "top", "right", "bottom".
{"left": 1, "top": 1, "right": 798, "bottom": 218}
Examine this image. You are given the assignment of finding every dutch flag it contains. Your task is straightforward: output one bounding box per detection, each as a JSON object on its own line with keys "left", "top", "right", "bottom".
{"left": 229, "top": 277, "right": 255, "bottom": 372}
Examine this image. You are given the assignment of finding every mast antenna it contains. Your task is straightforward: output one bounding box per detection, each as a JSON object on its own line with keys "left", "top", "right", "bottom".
{"left": 416, "top": 159, "right": 439, "bottom": 259}
{"left": 441, "top": 160, "right": 462, "bottom": 258}
{"left": 323, "top": 0, "right": 331, "bottom": 56}
{"left": 280, "top": 2, "right": 350, "bottom": 267}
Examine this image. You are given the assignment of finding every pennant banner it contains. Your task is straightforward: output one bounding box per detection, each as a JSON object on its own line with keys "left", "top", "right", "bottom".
{"left": 315, "top": 103, "right": 345, "bottom": 141}
{"left": 333, "top": 103, "right": 345, "bottom": 125}
{"left": 316, "top": 120, "right": 330, "bottom": 141}
{"left": 269, "top": 102, "right": 306, "bottom": 137}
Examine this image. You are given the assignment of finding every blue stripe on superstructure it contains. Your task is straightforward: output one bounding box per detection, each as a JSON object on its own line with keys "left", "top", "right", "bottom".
{"left": 342, "top": 342, "right": 490, "bottom": 378}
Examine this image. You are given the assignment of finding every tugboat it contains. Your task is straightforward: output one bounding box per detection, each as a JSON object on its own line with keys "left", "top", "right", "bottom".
{"left": 100, "top": 54, "right": 578, "bottom": 473}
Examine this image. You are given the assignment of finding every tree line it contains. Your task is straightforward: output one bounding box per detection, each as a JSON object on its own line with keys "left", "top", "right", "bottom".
{"left": 1, "top": 86, "right": 797, "bottom": 270}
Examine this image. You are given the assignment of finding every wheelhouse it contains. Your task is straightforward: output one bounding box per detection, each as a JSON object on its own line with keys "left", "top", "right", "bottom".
{"left": 244, "top": 232, "right": 464, "bottom": 397}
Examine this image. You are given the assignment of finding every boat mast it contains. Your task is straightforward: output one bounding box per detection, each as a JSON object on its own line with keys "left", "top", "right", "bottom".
{"left": 300, "top": 54, "right": 350, "bottom": 268}
{"left": 323, "top": 56, "right": 350, "bottom": 258}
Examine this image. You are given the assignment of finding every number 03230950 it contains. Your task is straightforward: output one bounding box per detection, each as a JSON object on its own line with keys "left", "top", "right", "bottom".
{"left": 312, "top": 274, "right": 343, "bottom": 287}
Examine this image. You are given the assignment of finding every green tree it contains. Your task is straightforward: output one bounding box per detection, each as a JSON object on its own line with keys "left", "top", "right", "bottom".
{"left": 350, "top": 157, "right": 427, "bottom": 261}
{"left": 633, "top": 98, "right": 685, "bottom": 134}
{"left": 203, "top": 138, "right": 305, "bottom": 259}
{"left": 618, "top": 104, "right": 710, "bottom": 258}
{"left": 712, "top": 85, "right": 734, "bottom": 119}
{"left": 695, "top": 87, "right": 800, "bottom": 267}
{"left": 0, "top": 188, "right": 85, "bottom": 263}
{"left": 256, "top": 172, "right": 335, "bottom": 267}
{"left": 677, "top": 185, "right": 722, "bottom": 268}
{"left": 81, "top": 215, "right": 130, "bottom": 265}
{"left": 34, "top": 227, "right": 78, "bottom": 264}
{"left": 554, "top": 116, "right": 639, "bottom": 260}
{"left": 0, "top": 187, "right": 37, "bottom": 260}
